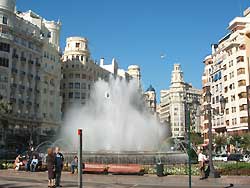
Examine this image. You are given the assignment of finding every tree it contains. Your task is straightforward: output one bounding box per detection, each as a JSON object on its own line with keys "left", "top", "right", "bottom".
{"left": 240, "top": 133, "right": 250, "bottom": 151}
{"left": 190, "top": 132, "right": 203, "bottom": 146}
{"left": 214, "top": 134, "right": 227, "bottom": 153}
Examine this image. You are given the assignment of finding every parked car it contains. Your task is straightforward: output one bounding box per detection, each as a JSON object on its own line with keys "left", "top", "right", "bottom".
{"left": 243, "top": 154, "right": 250, "bottom": 162}
{"left": 227, "top": 153, "right": 243, "bottom": 161}
{"left": 212, "top": 154, "right": 228, "bottom": 162}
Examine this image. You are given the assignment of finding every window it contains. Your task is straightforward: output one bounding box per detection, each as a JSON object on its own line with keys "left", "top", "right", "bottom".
{"left": 69, "top": 73, "right": 73, "bottom": 78}
{"left": 240, "top": 117, "right": 248, "bottom": 123}
{"left": 2, "top": 16, "right": 7, "bottom": 25}
{"left": 231, "top": 95, "right": 235, "bottom": 102}
{"left": 223, "top": 64, "right": 227, "bottom": 70}
{"left": 232, "top": 118, "right": 237, "bottom": 125}
{"left": 232, "top": 107, "right": 236, "bottom": 113}
{"left": 75, "top": 92, "right": 80, "bottom": 99}
{"left": 237, "top": 68, "right": 245, "bottom": 75}
{"left": 229, "top": 71, "right": 234, "bottom": 79}
{"left": 88, "top": 84, "right": 91, "bottom": 90}
{"left": 238, "top": 80, "right": 246, "bottom": 86}
{"left": 69, "top": 82, "right": 73, "bottom": 89}
{"left": 0, "top": 57, "right": 9, "bottom": 67}
{"left": 0, "top": 42, "right": 10, "bottom": 52}
{"left": 224, "top": 75, "right": 227, "bottom": 81}
{"left": 224, "top": 86, "right": 228, "bottom": 93}
{"left": 76, "top": 43, "right": 80, "bottom": 48}
{"left": 75, "top": 82, "right": 80, "bottom": 89}
{"left": 82, "top": 74, "right": 86, "bottom": 79}
{"left": 68, "top": 92, "right": 73, "bottom": 99}
{"left": 238, "top": 92, "right": 247, "bottom": 99}
{"left": 236, "top": 56, "right": 244, "bottom": 63}
{"left": 216, "top": 96, "right": 219, "bottom": 103}
{"left": 81, "top": 93, "right": 86, "bottom": 99}
{"left": 75, "top": 74, "right": 80, "bottom": 78}
{"left": 239, "top": 104, "right": 247, "bottom": 111}
{"left": 229, "top": 60, "right": 233, "bottom": 67}
{"left": 81, "top": 83, "right": 86, "bottom": 89}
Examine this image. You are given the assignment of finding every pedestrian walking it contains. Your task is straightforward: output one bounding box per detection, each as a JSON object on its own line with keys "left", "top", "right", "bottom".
{"left": 55, "top": 147, "right": 64, "bottom": 187}
{"left": 197, "top": 148, "right": 207, "bottom": 180}
{"left": 47, "top": 148, "right": 55, "bottom": 187}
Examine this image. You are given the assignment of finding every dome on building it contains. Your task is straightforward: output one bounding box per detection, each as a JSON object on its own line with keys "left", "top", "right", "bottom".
{"left": 146, "top": 84, "right": 155, "bottom": 92}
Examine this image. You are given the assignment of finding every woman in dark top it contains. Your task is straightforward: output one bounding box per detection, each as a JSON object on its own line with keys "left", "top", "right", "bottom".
{"left": 47, "top": 148, "right": 55, "bottom": 187}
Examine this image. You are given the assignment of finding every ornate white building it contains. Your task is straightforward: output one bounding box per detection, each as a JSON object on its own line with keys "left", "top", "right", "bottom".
{"left": 0, "top": 0, "right": 61, "bottom": 149}
{"left": 160, "top": 64, "right": 202, "bottom": 138}
{"left": 61, "top": 36, "right": 137, "bottom": 115}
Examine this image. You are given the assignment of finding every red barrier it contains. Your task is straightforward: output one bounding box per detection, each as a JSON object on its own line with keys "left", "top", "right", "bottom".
{"left": 107, "top": 164, "right": 143, "bottom": 174}
{"left": 83, "top": 163, "right": 107, "bottom": 173}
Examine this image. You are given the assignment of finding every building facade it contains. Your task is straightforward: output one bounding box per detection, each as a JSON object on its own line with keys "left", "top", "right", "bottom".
{"left": 201, "top": 8, "right": 250, "bottom": 141}
{"left": 160, "top": 64, "right": 202, "bottom": 139}
{"left": 0, "top": 0, "right": 61, "bottom": 150}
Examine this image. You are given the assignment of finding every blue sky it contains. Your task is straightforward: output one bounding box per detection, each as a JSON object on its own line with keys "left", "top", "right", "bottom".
{"left": 17, "top": 0, "right": 249, "bottom": 102}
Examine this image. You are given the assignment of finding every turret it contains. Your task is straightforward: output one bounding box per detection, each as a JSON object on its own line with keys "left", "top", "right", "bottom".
{"left": 0, "top": 0, "right": 16, "bottom": 13}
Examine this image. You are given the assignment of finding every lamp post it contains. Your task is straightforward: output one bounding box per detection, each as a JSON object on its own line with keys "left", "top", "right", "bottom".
{"left": 205, "top": 90, "right": 226, "bottom": 178}
{"left": 185, "top": 96, "right": 199, "bottom": 188}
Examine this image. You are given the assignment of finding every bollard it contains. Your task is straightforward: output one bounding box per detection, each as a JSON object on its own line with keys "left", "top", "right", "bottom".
{"left": 78, "top": 129, "right": 83, "bottom": 188}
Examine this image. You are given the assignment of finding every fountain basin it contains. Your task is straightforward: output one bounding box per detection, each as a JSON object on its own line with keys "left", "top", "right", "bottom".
{"left": 63, "top": 151, "right": 188, "bottom": 165}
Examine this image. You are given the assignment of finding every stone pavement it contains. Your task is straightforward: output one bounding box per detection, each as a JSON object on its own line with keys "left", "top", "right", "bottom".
{"left": 0, "top": 169, "right": 249, "bottom": 188}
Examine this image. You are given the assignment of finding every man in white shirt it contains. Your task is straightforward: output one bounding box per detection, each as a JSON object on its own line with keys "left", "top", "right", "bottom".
{"left": 197, "top": 149, "right": 207, "bottom": 180}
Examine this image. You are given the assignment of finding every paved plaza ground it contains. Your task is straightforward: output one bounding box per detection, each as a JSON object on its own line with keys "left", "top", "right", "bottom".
{"left": 0, "top": 169, "right": 249, "bottom": 188}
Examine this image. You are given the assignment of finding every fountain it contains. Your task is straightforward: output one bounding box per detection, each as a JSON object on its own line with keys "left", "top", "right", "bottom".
{"left": 59, "top": 77, "right": 188, "bottom": 165}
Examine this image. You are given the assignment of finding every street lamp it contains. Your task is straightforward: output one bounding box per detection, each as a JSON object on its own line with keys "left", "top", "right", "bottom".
{"left": 205, "top": 90, "right": 226, "bottom": 178}
{"left": 184, "top": 96, "right": 199, "bottom": 188}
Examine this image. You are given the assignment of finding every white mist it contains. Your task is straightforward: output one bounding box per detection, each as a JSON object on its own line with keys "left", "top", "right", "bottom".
{"left": 62, "top": 77, "right": 167, "bottom": 151}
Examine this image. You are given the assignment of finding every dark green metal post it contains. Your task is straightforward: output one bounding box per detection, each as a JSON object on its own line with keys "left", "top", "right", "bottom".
{"left": 187, "top": 109, "right": 192, "bottom": 188}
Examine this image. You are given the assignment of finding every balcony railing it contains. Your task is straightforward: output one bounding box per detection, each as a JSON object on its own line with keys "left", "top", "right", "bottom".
{"left": 12, "top": 54, "right": 19, "bottom": 59}
{"left": 11, "top": 68, "right": 18, "bottom": 74}
{"left": 20, "top": 57, "right": 26, "bottom": 62}
{"left": 28, "top": 60, "right": 34, "bottom": 65}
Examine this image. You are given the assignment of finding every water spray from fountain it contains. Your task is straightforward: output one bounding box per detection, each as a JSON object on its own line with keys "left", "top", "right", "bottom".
{"left": 61, "top": 77, "right": 167, "bottom": 152}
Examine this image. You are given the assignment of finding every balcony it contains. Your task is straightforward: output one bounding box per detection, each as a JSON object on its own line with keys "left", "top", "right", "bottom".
{"left": 12, "top": 54, "right": 19, "bottom": 59}
{"left": 28, "top": 60, "right": 34, "bottom": 65}
{"left": 18, "top": 85, "right": 25, "bottom": 90}
{"left": 20, "top": 71, "right": 26, "bottom": 76}
{"left": 20, "top": 57, "right": 26, "bottom": 62}
{"left": 27, "top": 88, "right": 33, "bottom": 92}
{"left": 18, "top": 99, "right": 24, "bottom": 104}
{"left": 11, "top": 83, "right": 17, "bottom": 88}
{"left": 28, "top": 73, "right": 33, "bottom": 78}
{"left": 236, "top": 56, "right": 244, "bottom": 63}
{"left": 36, "top": 62, "right": 41, "bottom": 67}
{"left": 10, "top": 97, "right": 16, "bottom": 103}
{"left": 35, "top": 76, "right": 40, "bottom": 80}
{"left": 26, "top": 101, "right": 32, "bottom": 106}
{"left": 11, "top": 68, "right": 18, "bottom": 74}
